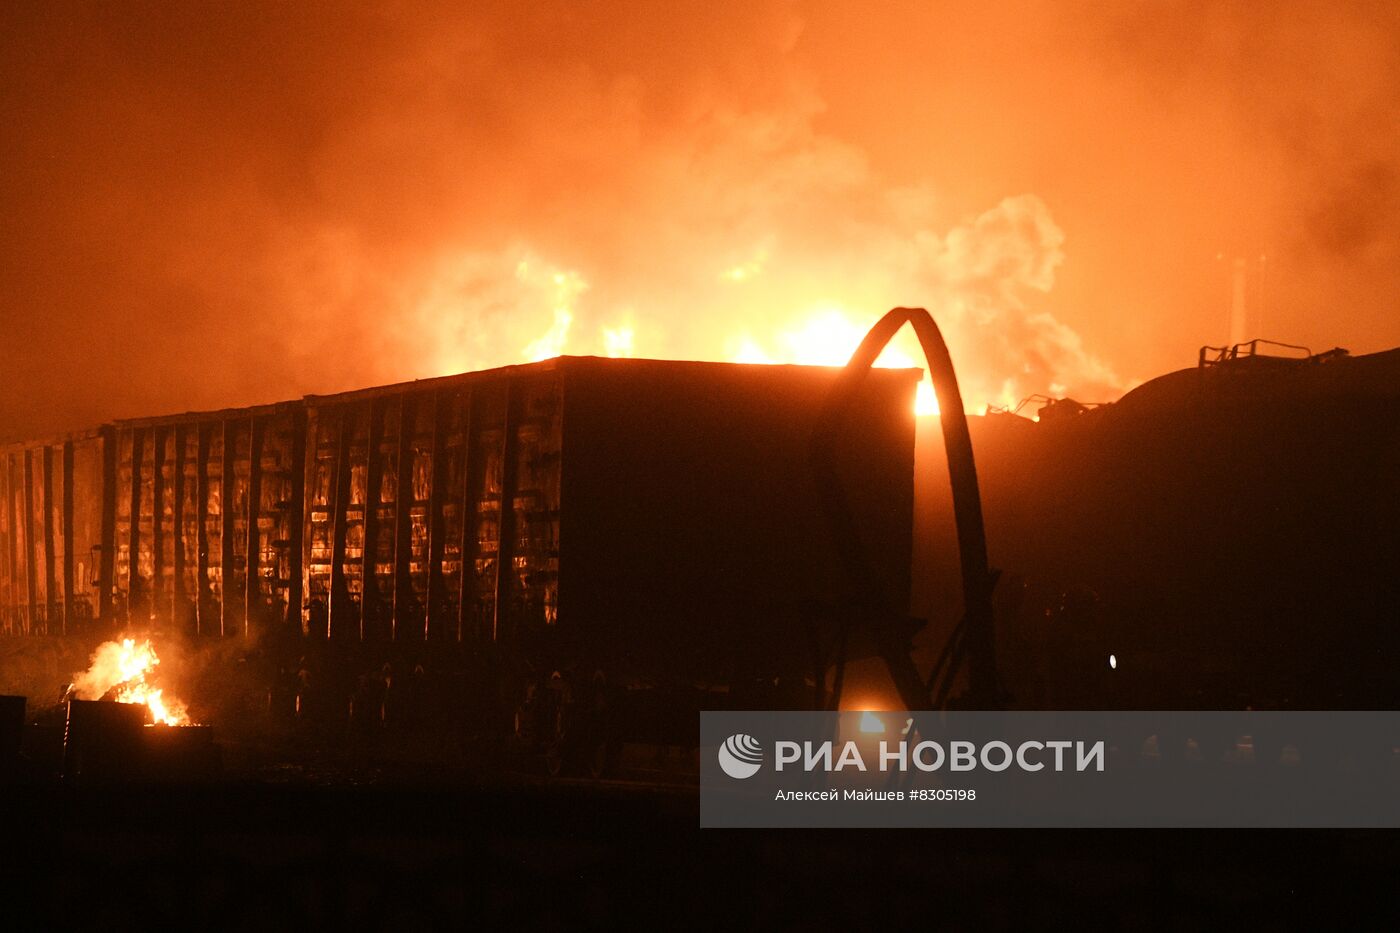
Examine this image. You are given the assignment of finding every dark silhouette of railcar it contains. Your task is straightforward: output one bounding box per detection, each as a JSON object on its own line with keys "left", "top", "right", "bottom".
{"left": 0, "top": 357, "right": 917, "bottom": 769}
{"left": 917, "top": 343, "right": 1400, "bottom": 710}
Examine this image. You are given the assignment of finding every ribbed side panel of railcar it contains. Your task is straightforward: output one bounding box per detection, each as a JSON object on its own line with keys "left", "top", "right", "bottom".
{"left": 300, "top": 365, "right": 562, "bottom": 648}
{"left": 0, "top": 431, "right": 106, "bottom": 635}
{"left": 68, "top": 433, "right": 105, "bottom": 629}
{"left": 103, "top": 406, "right": 302, "bottom": 638}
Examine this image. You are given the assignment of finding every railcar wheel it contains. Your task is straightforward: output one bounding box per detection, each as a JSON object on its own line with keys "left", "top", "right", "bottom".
{"left": 543, "top": 704, "right": 568, "bottom": 778}
{"left": 511, "top": 683, "right": 539, "bottom": 750}
{"left": 539, "top": 672, "right": 572, "bottom": 778}
{"left": 583, "top": 669, "right": 618, "bottom": 780}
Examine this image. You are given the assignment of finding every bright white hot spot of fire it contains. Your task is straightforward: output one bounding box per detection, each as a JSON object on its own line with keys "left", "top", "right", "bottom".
{"left": 728, "top": 307, "right": 942, "bottom": 416}
{"left": 602, "top": 323, "right": 635, "bottom": 358}
{"left": 71, "top": 638, "right": 190, "bottom": 726}
{"left": 521, "top": 266, "right": 588, "bottom": 363}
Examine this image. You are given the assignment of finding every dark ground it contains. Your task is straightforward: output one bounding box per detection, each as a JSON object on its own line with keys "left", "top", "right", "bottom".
{"left": 0, "top": 770, "right": 1395, "bottom": 931}
{"left": 3, "top": 656, "right": 1396, "bottom": 930}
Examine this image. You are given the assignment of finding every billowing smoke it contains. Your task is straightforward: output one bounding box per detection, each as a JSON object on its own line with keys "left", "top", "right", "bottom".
{"left": 2, "top": 1, "right": 1397, "bottom": 438}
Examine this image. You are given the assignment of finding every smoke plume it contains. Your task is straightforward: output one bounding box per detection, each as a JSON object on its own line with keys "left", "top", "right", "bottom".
{"left": 2, "top": 1, "right": 1398, "bottom": 438}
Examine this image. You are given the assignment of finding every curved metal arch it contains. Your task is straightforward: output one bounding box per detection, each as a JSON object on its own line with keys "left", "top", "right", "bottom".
{"left": 812, "top": 307, "right": 1000, "bottom": 710}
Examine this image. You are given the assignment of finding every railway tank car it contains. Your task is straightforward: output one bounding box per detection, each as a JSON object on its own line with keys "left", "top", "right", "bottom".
{"left": 0, "top": 357, "right": 917, "bottom": 770}
{"left": 915, "top": 342, "right": 1400, "bottom": 711}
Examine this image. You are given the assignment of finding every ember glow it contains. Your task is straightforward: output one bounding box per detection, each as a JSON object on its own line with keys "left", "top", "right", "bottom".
{"left": 71, "top": 638, "right": 190, "bottom": 727}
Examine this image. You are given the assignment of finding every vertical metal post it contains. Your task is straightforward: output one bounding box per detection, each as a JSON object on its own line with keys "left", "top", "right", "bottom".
{"left": 492, "top": 383, "right": 519, "bottom": 644}
{"left": 172, "top": 425, "right": 186, "bottom": 626}
{"left": 151, "top": 426, "right": 165, "bottom": 626}
{"left": 244, "top": 415, "right": 264, "bottom": 638}
{"left": 6, "top": 456, "right": 15, "bottom": 634}
{"left": 5, "top": 453, "right": 17, "bottom": 636}
{"left": 4, "top": 455, "right": 14, "bottom": 635}
{"left": 62, "top": 441, "right": 74, "bottom": 635}
{"left": 424, "top": 390, "right": 449, "bottom": 641}
{"left": 286, "top": 408, "right": 307, "bottom": 632}
{"left": 98, "top": 426, "right": 116, "bottom": 629}
{"left": 392, "top": 394, "right": 416, "bottom": 640}
{"left": 220, "top": 419, "right": 236, "bottom": 638}
{"left": 21, "top": 451, "right": 37, "bottom": 635}
{"left": 41, "top": 446, "right": 57, "bottom": 636}
{"left": 0, "top": 456, "right": 10, "bottom": 635}
{"left": 328, "top": 406, "right": 352, "bottom": 641}
{"left": 195, "top": 423, "right": 210, "bottom": 636}
{"left": 3, "top": 455, "right": 14, "bottom": 636}
{"left": 127, "top": 427, "right": 144, "bottom": 626}
{"left": 361, "top": 399, "right": 384, "bottom": 640}
{"left": 456, "top": 389, "right": 474, "bottom": 643}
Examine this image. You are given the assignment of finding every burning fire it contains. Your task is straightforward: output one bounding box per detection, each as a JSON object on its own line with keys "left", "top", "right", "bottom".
{"left": 418, "top": 196, "right": 1124, "bottom": 419}
{"left": 71, "top": 638, "right": 190, "bottom": 726}
{"left": 416, "top": 196, "right": 1125, "bottom": 420}
{"left": 728, "top": 308, "right": 942, "bottom": 416}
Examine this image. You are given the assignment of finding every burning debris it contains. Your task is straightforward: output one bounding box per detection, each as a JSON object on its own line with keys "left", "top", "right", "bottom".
{"left": 70, "top": 639, "right": 189, "bottom": 727}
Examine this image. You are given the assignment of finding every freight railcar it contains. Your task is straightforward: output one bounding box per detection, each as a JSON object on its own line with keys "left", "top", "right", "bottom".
{"left": 915, "top": 343, "right": 1400, "bottom": 711}
{"left": 0, "top": 427, "right": 106, "bottom": 636}
{"left": 1, "top": 357, "right": 917, "bottom": 765}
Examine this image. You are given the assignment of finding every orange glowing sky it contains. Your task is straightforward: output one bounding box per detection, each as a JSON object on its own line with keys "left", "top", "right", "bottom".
{"left": 2, "top": 1, "right": 1398, "bottom": 439}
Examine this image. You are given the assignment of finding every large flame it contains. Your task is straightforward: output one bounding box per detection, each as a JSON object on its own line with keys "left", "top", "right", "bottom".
{"left": 415, "top": 198, "right": 1125, "bottom": 418}
{"left": 71, "top": 638, "right": 190, "bottom": 726}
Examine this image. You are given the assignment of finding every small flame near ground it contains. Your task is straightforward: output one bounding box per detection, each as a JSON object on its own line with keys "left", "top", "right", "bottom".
{"left": 71, "top": 638, "right": 190, "bottom": 726}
